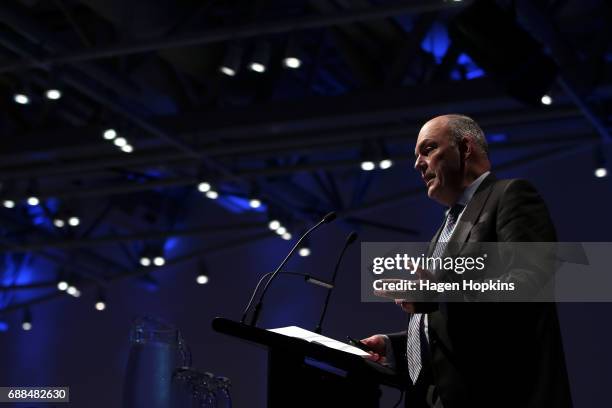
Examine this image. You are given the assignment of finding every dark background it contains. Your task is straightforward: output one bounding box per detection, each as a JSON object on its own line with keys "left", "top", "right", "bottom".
{"left": 1, "top": 0, "right": 611, "bottom": 406}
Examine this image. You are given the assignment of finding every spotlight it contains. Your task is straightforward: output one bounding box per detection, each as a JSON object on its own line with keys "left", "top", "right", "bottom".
{"left": 361, "top": 161, "right": 376, "bottom": 171}
{"left": 541, "top": 95, "right": 553, "bottom": 105}
{"left": 298, "top": 247, "right": 311, "bottom": 257}
{"left": 140, "top": 256, "right": 151, "bottom": 267}
{"left": 283, "top": 57, "right": 302, "bottom": 69}
{"left": 57, "top": 280, "right": 68, "bottom": 291}
{"left": 281, "top": 232, "right": 292, "bottom": 240}
{"left": 249, "top": 62, "right": 266, "bottom": 73}
{"left": 67, "top": 285, "right": 79, "bottom": 296}
{"left": 379, "top": 159, "right": 393, "bottom": 170}
{"left": 121, "top": 144, "right": 134, "bottom": 153}
{"left": 198, "top": 182, "right": 211, "bottom": 193}
{"left": 53, "top": 218, "right": 65, "bottom": 228}
{"left": 103, "top": 129, "right": 117, "bottom": 140}
{"left": 27, "top": 196, "right": 40, "bottom": 206}
{"left": 45, "top": 89, "right": 62, "bottom": 100}
{"left": 113, "top": 137, "right": 127, "bottom": 147}
{"left": 268, "top": 220, "right": 281, "bottom": 230}
{"left": 249, "top": 42, "right": 270, "bottom": 73}
{"left": 594, "top": 148, "right": 608, "bottom": 179}
{"left": 205, "top": 190, "right": 219, "bottom": 199}
{"left": 68, "top": 216, "right": 80, "bottom": 227}
{"left": 283, "top": 38, "right": 303, "bottom": 69}
{"left": 276, "top": 226, "right": 287, "bottom": 235}
{"left": 22, "top": 309, "right": 32, "bottom": 331}
{"left": 594, "top": 167, "right": 608, "bottom": 178}
{"left": 249, "top": 198, "right": 262, "bottom": 208}
{"left": 153, "top": 256, "right": 165, "bottom": 267}
{"left": 220, "top": 66, "right": 236, "bottom": 76}
{"left": 196, "top": 274, "right": 209, "bottom": 285}
{"left": 220, "top": 45, "right": 242, "bottom": 76}
{"left": 95, "top": 290, "right": 106, "bottom": 311}
{"left": 2, "top": 199, "right": 15, "bottom": 208}
{"left": 14, "top": 93, "right": 29, "bottom": 105}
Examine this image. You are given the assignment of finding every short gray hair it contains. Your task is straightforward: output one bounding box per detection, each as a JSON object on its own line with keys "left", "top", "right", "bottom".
{"left": 446, "top": 114, "right": 488, "bottom": 155}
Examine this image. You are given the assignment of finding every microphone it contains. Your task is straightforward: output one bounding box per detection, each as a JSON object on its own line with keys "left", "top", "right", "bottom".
{"left": 314, "top": 231, "right": 358, "bottom": 334}
{"left": 240, "top": 212, "right": 337, "bottom": 326}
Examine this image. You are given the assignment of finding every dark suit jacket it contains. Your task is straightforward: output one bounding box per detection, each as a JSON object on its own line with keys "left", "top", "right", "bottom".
{"left": 389, "top": 174, "right": 572, "bottom": 408}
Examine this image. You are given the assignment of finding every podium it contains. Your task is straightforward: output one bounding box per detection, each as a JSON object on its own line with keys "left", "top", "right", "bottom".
{"left": 212, "top": 317, "right": 403, "bottom": 408}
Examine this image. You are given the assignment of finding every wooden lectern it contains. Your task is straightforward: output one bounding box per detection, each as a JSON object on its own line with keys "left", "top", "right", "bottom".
{"left": 212, "top": 317, "right": 403, "bottom": 408}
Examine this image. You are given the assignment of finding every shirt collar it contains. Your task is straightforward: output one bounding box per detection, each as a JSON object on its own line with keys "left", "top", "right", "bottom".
{"left": 446, "top": 171, "right": 491, "bottom": 214}
{"left": 457, "top": 171, "right": 490, "bottom": 206}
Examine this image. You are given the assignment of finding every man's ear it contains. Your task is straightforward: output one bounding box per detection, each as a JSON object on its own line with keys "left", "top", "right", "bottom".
{"left": 459, "top": 136, "right": 472, "bottom": 160}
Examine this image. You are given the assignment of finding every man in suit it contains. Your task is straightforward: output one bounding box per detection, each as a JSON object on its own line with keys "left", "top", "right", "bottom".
{"left": 362, "top": 114, "right": 572, "bottom": 408}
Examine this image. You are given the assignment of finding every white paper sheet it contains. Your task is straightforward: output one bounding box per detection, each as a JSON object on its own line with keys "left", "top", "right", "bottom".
{"left": 268, "top": 326, "right": 371, "bottom": 357}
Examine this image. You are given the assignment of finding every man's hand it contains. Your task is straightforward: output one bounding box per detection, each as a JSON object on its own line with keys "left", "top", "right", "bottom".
{"left": 360, "top": 334, "right": 388, "bottom": 363}
{"left": 394, "top": 299, "right": 415, "bottom": 313}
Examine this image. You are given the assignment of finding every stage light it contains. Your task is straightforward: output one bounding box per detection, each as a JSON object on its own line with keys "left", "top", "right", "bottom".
{"left": 283, "top": 37, "right": 303, "bottom": 69}
{"left": 220, "top": 45, "right": 242, "bottom": 76}
{"left": 205, "top": 190, "right": 219, "bottom": 199}
{"left": 57, "top": 280, "right": 68, "bottom": 291}
{"left": 249, "top": 42, "right": 270, "bottom": 73}
{"left": 68, "top": 216, "right": 80, "bottom": 227}
{"left": 103, "top": 128, "right": 117, "bottom": 140}
{"left": 67, "top": 285, "right": 79, "bottom": 297}
{"left": 283, "top": 57, "right": 302, "bottom": 69}
{"left": 153, "top": 256, "right": 165, "bottom": 266}
{"left": 22, "top": 309, "right": 33, "bottom": 331}
{"left": 27, "top": 196, "right": 40, "bottom": 206}
{"left": 53, "top": 218, "right": 65, "bottom": 228}
{"left": 45, "top": 89, "right": 62, "bottom": 100}
{"left": 249, "top": 198, "right": 262, "bottom": 208}
{"left": 196, "top": 274, "right": 209, "bottom": 285}
{"left": 541, "top": 95, "right": 552, "bottom": 105}
{"left": 113, "top": 137, "right": 127, "bottom": 147}
{"left": 361, "top": 161, "right": 376, "bottom": 171}
{"left": 379, "top": 159, "right": 393, "bottom": 170}
{"left": 594, "top": 167, "right": 608, "bottom": 178}
{"left": 14, "top": 93, "right": 29, "bottom": 105}
{"left": 276, "top": 226, "right": 287, "bottom": 235}
{"left": 299, "top": 247, "right": 311, "bottom": 257}
{"left": 268, "top": 220, "right": 281, "bottom": 230}
{"left": 249, "top": 62, "right": 265, "bottom": 73}
{"left": 95, "top": 290, "right": 106, "bottom": 311}
{"left": 281, "top": 232, "right": 292, "bottom": 240}
{"left": 72, "top": 288, "right": 81, "bottom": 297}
{"left": 140, "top": 256, "right": 151, "bottom": 267}
{"left": 121, "top": 144, "right": 133, "bottom": 153}
{"left": 220, "top": 66, "right": 236, "bottom": 76}
{"left": 198, "top": 182, "right": 211, "bottom": 192}
{"left": 593, "top": 147, "right": 608, "bottom": 179}
{"left": 3, "top": 199, "right": 15, "bottom": 208}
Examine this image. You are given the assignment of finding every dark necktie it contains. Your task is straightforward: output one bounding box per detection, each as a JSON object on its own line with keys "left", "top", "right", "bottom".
{"left": 406, "top": 204, "right": 465, "bottom": 384}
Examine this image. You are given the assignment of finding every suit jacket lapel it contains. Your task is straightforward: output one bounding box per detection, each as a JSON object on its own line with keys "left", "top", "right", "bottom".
{"left": 444, "top": 173, "right": 497, "bottom": 256}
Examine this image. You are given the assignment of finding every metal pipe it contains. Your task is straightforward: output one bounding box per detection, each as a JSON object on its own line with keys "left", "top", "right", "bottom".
{"left": 2, "top": 222, "right": 268, "bottom": 252}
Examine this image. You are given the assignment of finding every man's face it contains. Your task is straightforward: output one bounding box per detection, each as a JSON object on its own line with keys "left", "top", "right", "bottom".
{"left": 413, "top": 118, "right": 464, "bottom": 206}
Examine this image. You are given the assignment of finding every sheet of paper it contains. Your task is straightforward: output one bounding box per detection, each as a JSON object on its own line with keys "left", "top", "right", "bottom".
{"left": 268, "top": 326, "right": 370, "bottom": 357}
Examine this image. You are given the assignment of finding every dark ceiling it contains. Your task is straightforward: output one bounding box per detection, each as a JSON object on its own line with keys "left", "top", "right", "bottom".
{"left": 0, "top": 0, "right": 611, "bottom": 318}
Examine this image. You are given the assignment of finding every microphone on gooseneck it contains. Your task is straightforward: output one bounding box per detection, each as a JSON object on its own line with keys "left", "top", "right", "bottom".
{"left": 240, "top": 212, "right": 337, "bottom": 326}
{"left": 314, "top": 231, "right": 358, "bottom": 334}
